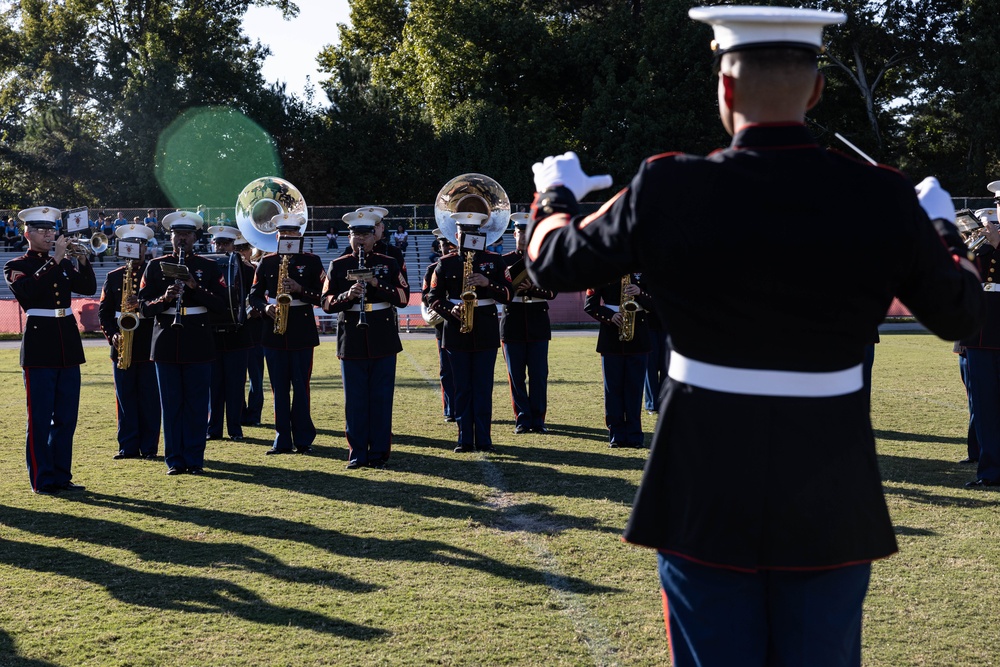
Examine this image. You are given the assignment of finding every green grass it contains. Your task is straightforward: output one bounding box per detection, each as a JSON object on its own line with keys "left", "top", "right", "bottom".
{"left": 0, "top": 332, "right": 996, "bottom": 665}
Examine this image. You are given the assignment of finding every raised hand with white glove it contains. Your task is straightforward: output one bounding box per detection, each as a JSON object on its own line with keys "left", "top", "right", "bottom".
{"left": 915, "top": 176, "right": 955, "bottom": 224}
{"left": 531, "top": 151, "right": 612, "bottom": 201}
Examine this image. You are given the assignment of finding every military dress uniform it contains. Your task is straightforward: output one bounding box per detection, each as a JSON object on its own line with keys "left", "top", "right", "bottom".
{"left": 139, "top": 212, "right": 229, "bottom": 474}
{"left": 248, "top": 221, "right": 326, "bottom": 455}
{"left": 422, "top": 259, "right": 456, "bottom": 421}
{"left": 238, "top": 244, "right": 266, "bottom": 427}
{"left": 99, "top": 237, "right": 160, "bottom": 460}
{"left": 525, "top": 10, "right": 983, "bottom": 656}
{"left": 427, "top": 233, "right": 513, "bottom": 451}
{"left": 501, "top": 246, "right": 556, "bottom": 434}
{"left": 322, "top": 237, "right": 407, "bottom": 467}
{"left": 643, "top": 309, "right": 668, "bottom": 413}
{"left": 584, "top": 276, "right": 653, "bottom": 447}
{"left": 5, "top": 207, "right": 97, "bottom": 493}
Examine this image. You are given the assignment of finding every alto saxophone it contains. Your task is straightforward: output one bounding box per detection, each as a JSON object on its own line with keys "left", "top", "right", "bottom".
{"left": 274, "top": 255, "right": 291, "bottom": 335}
{"left": 116, "top": 259, "right": 140, "bottom": 370}
{"left": 458, "top": 250, "right": 477, "bottom": 333}
{"left": 618, "top": 273, "right": 638, "bottom": 342}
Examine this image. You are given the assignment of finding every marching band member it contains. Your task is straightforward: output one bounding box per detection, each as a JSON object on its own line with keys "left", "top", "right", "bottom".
{"left": 340, "top": 207, "right": 409, "bottom": 299}
{"left": 5, "top": 206, "right": 96, "bottom": 494}
{"left": 235, "top": 236, "right": 265, "bottom": 427}
{"left": 427, "top": 211, "right": 513, "bottom": 453}
{"left": 322, "top": 211, "right": 407, "bottom": 468}
{"left": 206, "top": 226, "right": 251, "bottom": 442}
{"left": 248, "top": 212, "right": 326, "bottom": 456}
{"left": 423, "top": 229, "right": 457, "bottom": 422}
{"left": 501, "top": 213, "right": 556, "bottom": 434}
{"left": 99, "top": 223, "right": 160, "bottom": 461}
{"left": 139, "top": 211, "right": 228, "bottom": 476}
{"left": 523, "top": 6, "right": 984, "bottom": 663}
{"left": 584, "top": 274, "right": 653, "bottom": 448}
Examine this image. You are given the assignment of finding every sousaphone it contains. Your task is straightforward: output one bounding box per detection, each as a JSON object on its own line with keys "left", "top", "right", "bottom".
{"left": 235, "top": 177, "right": 308, "bottom": 253}
{"left": 433, "top": 173, "right": 510, "bottom": 246}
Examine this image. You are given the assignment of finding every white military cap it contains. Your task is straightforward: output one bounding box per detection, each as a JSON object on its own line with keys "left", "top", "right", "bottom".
{"left": 688, "top": 6, "right": 846, "bottom": 54}
{"left": 987, "top": 181, "right": 1000, "bottom": 196}
{"left": 342, "top": 210, "right": 379, "bottom": 232}
{"left": 208, "top": 225, "right": 239, "bottom": 241}
{"left": 162, "top": 211, "right": 204, "bottom": 231}
{"left": 355, "top": 206, "right": 389, "bottom": 221}
{"left": 510, "top": 212, "right": 530, "bottom": 228}
{"left": 451, "top": 212, "right": 489, "bottom": 227}
{"left": 115, "top": 224, "right": 154, "bottom": 242}
{"left": 270, "top": 212, "right": 307, "bottom": 232}
{"left": 975, "top": 208, "right": 999, "bottom": 224}
{"left": 232, "top": 230, "right": 250, "bottom": 247}
{"left": 18, "top": 206, "right": 61, "bottom": 229}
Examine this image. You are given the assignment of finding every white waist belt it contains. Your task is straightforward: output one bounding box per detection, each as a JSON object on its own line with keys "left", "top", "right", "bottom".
{"left": 667, "top": 351, "right": 863, "bottom": 397}
{"left": 476, "top": 299, "right": 496, "bottom": 306}
{"left": 115, "top": 311, "right": 145, "bottom": 320}
{"left": 163, "top": 306, "right": 208, "bottom": 315}
{"left": 984, "top": 283, "right": 1000, "bottom": 292}
{"left": 26, "top": 307, "right": 73, "bottom": 318}
{"left": 347, "top": 302, "right": 392, "bottom": 312}
{"left": 267, "top": 297, "right": 308, "bottom": 306}
{"left": 605, "top": 304, "right": 645, "bottom": 313}
{"left": 509, "top": 296, "right": 544, "bottom": 304}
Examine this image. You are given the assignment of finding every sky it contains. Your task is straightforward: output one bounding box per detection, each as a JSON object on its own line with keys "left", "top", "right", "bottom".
{"left": 242, "top": 0, "right": 352, "bottom": 103}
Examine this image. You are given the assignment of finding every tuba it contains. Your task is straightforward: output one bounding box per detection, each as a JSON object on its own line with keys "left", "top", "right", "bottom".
{"left": 235, "top": 177, "right": 308, "bottom": 253}
{"left": 116, "top": 259, "right": 140, "bottom": 369}
{"left": 618, "top": 274, "right": 638, "bottom": 342}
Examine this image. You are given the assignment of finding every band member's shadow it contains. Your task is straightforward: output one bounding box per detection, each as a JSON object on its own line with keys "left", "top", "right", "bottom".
{"left": 873, "top": 428, "right": 967, "bottom": 446}
{"left": 62, "top": 492, "right": 619, "bottom": 595}
{"left": 0, "top": 506, "right": 385, "bottom": 639}
{"left": 878, "top": 454, "right": 1000, "bottom": 508}
{"left": 0, "top": 629, "right": 57, "bottom": 666}
{"left": 534, "top": 423, "right": 615, "bottom": 443}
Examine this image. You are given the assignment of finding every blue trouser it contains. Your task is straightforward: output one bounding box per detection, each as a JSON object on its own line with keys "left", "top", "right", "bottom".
{"left": 966, "top": 348, "right": 1000, "bottom": 481}
{"left": 602, "top": 353, "right": 647, "bottom": 446}
{"left": 862, "top": 343, "right": 876, "bottom": 411}
{"left": 155, "top": 361, "right": 211, "bottom": 471}
{"left": 644, "top": 332, "right": 667, "bottom": 412}
{"left": 264, "top": 347, "right": 316, "bottom": 451}
{"left": 447, "top": 348, "right": 497, "bottom": 448}
{"left": 209, "top": 348, "right": 248, "bottom": 438}
{"left": 342, "top": 355, "right": 397, "bottom": 464}
{"left": 502, "top": 340, "right": 549, "bottom": 429}
{"left": 658, "top": 553, "right": 870, "bottom": 667}
{"left": 113, "top": 360, "right": 161, "bottom": 456}
{"left": 959, "top": 352, "right": 979, "bottom": 461}
{"left": 244, "top": 344, "right": 265, "bottom": 424}
{"left": 23, "top": 366, "right": 80, "bottom": 491}
{"left": 437, "top": 337, "right": 455, "bottom": 419}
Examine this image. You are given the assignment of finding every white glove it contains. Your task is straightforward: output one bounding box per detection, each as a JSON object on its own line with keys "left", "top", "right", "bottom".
{"left": 531, "top": 151, "right": 613, "bottom": 201}
{"left": 915, "top": 176, "right": 956, "bottom": 224}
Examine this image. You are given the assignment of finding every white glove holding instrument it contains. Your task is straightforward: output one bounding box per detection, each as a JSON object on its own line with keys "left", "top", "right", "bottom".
{"left": 915, "top": 176, "right": 956, "bottom": 224}
{"left": 532, "top": 151, "right": 613, "bottom": 201}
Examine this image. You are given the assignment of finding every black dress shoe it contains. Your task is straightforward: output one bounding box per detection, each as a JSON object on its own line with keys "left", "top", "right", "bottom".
{"left": 532, "top": 426, "right": 549, "bottom": 434}
{"left": 58, "top": 482, "right": 86, "bottom": 491}
{"left": 166, "top": 467, "right": 186, "bottom": 475}
{"left": 265, "top": 448, "right": 292, "bottom": 455}
{"left": 454, "top": 445, "right": 474, "bottom": 453}
{"left": 206, "top": 434, "right": 221, "bottom": 441}
{"left": 141, "top": 453, "right": 159, "bottom": 460}
{"left": 346, "top": 460, "right": 361, "bottom": 469}
{"left": 609, "top": 442, "right": 622, "bottom": 449}
{"left": 965, "top": 478, "right": 1000, "bottom": 488}
{"left": 33, "top": 486, "right": 59, "bottom": 495}
{"left": 367, "top": 460, "right": 386, "bottom": 469}
{"left": 514, "top": 425, "right": 530, "bottom": 434}
{"left": 230, "top": 435, "right": 245, "bottom": 442}
{"left": 477, "top": 445, "right": 497, "bottom": 453}
{"left": 112, "top": 452, "right": 140, "bottom": 460}
{"left": 959, "top": 457, "right": 979, "bottom": 464}
{"left": 294, "top": 446, "right": 313, "bottom": 454}
{"left": 444, "top": 416, "right": 457, "bottom": 423}
{"left": 188, "top": 467, "right": 203, "bottom": 475}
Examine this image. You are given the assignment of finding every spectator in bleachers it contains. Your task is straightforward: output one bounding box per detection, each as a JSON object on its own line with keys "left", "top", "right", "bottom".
{"left": 326, "top": 226, "right": 338, "bottom": 250}
{"left": 113, "top": 211, "right": 127, "bottom": 229}
{"left": 393, "top": 224, "right": 409, "bottom": 252}
{"left": 144, "top": 209, "right": 160, "bottom": 238}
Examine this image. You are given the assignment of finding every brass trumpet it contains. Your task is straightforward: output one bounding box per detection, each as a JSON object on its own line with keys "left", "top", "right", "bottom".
{"left": 67, "top": 232, "right": 108, "bottom": 258}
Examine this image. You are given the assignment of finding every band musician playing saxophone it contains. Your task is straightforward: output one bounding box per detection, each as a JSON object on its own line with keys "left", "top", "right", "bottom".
{"left": 99, "top": 223, "right": 160, "bottom": 461}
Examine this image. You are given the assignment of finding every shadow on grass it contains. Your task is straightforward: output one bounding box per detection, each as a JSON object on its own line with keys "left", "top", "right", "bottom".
{"left": 58, "top": 492, "right": 620, "bottom": 596}
{"left": 0, "top": 507, "right": 385, "bottom": 640}
{"left": 0, "top": 629, "right": 56, "bottom": 666}
{"left": 879, "top": 454, "right": 1000, "bottom": 508}
{"left": 873, "top": 428, "right": 966, "bottom": 446}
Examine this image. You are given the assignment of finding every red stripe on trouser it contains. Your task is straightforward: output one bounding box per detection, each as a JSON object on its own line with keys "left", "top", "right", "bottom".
{"left": 662, "top": 588, "right": 675, "bottom": 663}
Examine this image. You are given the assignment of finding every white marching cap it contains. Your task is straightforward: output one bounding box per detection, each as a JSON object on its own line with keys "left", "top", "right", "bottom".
{"left": 688, "top": 6, "right": 846, "bottom": 54}
{"left": 208, "top": 225, "right": 239, "bottom": 241}
{"left": 510, "top": 212, "right": 530, "bottom": 228}
{"left": 116, "top": 224, "right": 154, "bottom": 242}
{"left": 356, "top": 206, "right": 389, "bottom": 221}
{"left": 451, "top": 212, "right": 489, "bottom": 227}
{"left": 232, "top": 230, "right": 250, "bottom": 247}
{"left": 342, "top": 210, "right": 380, "bottom": 231}
{"left": 270, "top": 212, "right": 307, "bottom": 231}
{"left": 18, "top": 206, "right": 61, "bottom": 228}
{"left": 975, "top": 208, "right": 999, "bottom": 224}
{"left": 987, "top": 180, "right": 1000, "bottom": 195}
{"left": 162, "top": 210, "right": 204, "bottom": 231}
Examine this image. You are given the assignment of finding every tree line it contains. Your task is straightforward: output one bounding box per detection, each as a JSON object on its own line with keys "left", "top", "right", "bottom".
{"left": 0, "top": 0, "right": 996, "bottom": 213}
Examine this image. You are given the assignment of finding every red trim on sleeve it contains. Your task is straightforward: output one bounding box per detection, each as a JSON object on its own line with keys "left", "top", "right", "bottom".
{"left": 579, "top": 189, "right": 627, "bottom": 229}
{"left": 526, "top": 213, "right": 571, "bottom": 261}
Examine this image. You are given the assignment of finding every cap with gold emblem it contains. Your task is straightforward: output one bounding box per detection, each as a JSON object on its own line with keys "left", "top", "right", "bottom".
{"left": 343, "top": 210, "right": 380, "bottom": 234}
{"left": 270, "top": 212, "right": 307, "bottom": 232}
{"left": 18, "top": 206, "right": 61, "bottom": 229}
{"left": 162, "top": 211, "right": 204, "bottom": 231}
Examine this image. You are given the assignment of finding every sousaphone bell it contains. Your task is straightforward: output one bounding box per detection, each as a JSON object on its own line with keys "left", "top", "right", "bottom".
{"left": 235, "top": 177, "right": 308, "bottom": 253}
{"left": 433, "top": 173, "right": 510, "bottom": 247}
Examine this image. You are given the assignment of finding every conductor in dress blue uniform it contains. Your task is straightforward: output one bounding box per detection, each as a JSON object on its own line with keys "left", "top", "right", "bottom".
{"left": 523, "top": 7, "right": 984, "bottom": 665}
{"left": 4, "top": 206, "right": 96, "bottom": 494}
{"left": 427, "top": 212, "right": 514, "bottom": 453}
{"left": 236, "top": 237, "right": 266, "bottom": 427}
{"left": 322, "top": 211, "right": 407, "bottom": 468}
{"left": 139, "top": 211, "right": 229, "bottom": 475}
{"left": 206, "top": 226, "right": 251, "bottom": 442}
{"left": 584, "top": 274, "right": 652, "bottom": 447}
{"left": 422, "top": 230, "right": 457, "bottom": 421}
{"left": 99, "top": 223, "right": 160, "bottom": 460}
{"left": 248, "top": 213, "right": 326, "bottom": 455}
{"left": 501, "top": 213, "right": 556, "bottom": 434}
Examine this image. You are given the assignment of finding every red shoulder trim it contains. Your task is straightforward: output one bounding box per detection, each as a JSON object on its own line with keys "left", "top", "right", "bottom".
{"left": 645, "top": 151, "right": 685, "bottom": 164}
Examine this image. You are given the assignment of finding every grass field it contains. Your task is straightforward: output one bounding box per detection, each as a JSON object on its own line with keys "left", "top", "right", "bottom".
{"left": 0, "top": 332, "right": 996, "bottom": 666}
